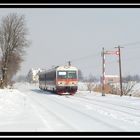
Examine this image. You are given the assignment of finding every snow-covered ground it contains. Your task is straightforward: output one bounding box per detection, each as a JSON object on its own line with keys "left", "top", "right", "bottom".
{"left": 0, "top": 82, "right": 140, "bottom": 132}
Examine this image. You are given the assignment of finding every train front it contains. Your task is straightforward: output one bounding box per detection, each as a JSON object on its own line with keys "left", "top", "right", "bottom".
{"left": 56, "top": 66, "right": 78, "bottom": 95}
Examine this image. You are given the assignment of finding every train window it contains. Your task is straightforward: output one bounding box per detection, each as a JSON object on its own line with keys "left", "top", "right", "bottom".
{"left": 67, "top": 71, "right": 77, "bottom": 79}
{"left": 45, "top": 71, "right": 56, "bottom": 81}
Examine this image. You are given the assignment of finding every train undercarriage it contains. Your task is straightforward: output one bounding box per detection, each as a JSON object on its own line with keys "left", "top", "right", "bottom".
{"left": 56, "top": 86, "right": 78, "bottom": 95}
{"left": 39, "top": 85, "right": 77, "bottom": 95}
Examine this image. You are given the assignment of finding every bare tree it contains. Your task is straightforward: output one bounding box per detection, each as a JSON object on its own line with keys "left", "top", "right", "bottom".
{"left": 86, "top": 73, "right": 97, "bottom": 93}
{"left": 0, "top": 13, "right": 29, "bottom": 88}
{"left": 87, "top": 82, "right": 95, "bottom": 93}
{"left": 121, "top": 75, "right": 137, "bottom": 96}
{"left": 110, "top": 82, "right": 136, "bottom": 96}
{"left": 6, "top": 52, "right": 23, "bottom": 85}
{"left": 122, "top": 82, "right": 136, "bottom": 96}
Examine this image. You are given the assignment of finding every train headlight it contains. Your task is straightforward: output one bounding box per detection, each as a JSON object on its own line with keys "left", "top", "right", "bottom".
{"left": 58, "top": 82, "right": 65, "bottom": 85}
{"left": 71, "top": 82, "right": 77, "bottom": 85}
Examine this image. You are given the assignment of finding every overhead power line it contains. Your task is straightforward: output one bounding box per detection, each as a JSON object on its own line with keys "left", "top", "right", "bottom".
{"left": 120, "top": 41, "right": 140, "bottom": 47}
{"left": 70, "top": 51, "right": 100, "bottom": 63}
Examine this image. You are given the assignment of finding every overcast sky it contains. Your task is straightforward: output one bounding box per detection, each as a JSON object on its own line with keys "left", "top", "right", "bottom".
{"left": 0, "top": 8, "right": 140, "bottom": 78}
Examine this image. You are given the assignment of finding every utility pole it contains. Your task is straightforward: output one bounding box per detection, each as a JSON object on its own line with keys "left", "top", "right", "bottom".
{"left": 68, "top": 61, "right": 71, "bottom": 66}
{"left": 101, "top": 47, "right": 105, "bottom": 96}
{"left": 115, "top": 46, "right": 124, "bottom": 96}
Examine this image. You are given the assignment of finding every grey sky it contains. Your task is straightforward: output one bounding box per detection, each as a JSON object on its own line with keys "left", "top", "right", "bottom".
{"left": 0, "top": 8, "right": 140, "bottom": 77}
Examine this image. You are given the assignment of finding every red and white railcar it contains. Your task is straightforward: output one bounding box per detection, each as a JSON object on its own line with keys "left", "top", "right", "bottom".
{"left": 39, "top": 65, "right": 78, "bottom": 95}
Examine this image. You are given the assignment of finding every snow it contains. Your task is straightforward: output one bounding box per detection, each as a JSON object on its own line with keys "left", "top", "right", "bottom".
{"left": 77, "top": 82, "right": 88, "bottom": 91}
{"left": 130, "top": 83, "right": 140, "bottom": 97}
{"left": 0, "top": 82, "right": 140, "bottom": 132}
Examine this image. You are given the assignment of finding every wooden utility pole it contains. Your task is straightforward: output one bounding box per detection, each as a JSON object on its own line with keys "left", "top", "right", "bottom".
{"left": 115, "top": 46, "right": 124, "bottom": 96}
{"left": 102, "top": 47, "right": 105, "bottom": 96}
{"left": 68, "top": 61, "right": 71, "bottom": 66}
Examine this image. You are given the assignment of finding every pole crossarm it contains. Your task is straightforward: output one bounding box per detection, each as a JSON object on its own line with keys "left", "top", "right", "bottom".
{"left": 104, "top": 50, "right": 119, "bottom": 55}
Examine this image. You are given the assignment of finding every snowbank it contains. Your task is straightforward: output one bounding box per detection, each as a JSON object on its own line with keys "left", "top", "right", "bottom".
{"left": 77, "top": 82, "right": 88, "bottom": 91}
{"left": 0, "top": 86, "right": 47, "bottom": 131}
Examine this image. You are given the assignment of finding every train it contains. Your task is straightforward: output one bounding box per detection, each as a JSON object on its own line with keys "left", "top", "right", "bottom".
{"left": 39, "top": 65, "right": 78, "bottom": 95}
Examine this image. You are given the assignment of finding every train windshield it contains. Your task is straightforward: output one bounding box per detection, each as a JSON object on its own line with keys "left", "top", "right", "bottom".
{"left": 57, "top": 71, "right": 67, "bottom": 79}
{"left": 57, "top": 71, "right": 77, "bottom": 79}
{"left": 67, "top": 71, "right": 77, "bottom": 79}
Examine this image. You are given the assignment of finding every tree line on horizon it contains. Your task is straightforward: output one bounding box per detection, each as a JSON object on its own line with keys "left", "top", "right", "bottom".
{"left": 78, "top": 70, "right": 140, "bottom": 83}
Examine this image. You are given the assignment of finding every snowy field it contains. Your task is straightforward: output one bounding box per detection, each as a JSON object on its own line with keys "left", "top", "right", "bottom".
{"left": 0, "top": 82, "right": 140, "bottom": 132}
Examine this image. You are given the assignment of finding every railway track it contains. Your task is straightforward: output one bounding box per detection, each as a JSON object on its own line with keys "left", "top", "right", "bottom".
{"left": 69, "top": 95, "right": 140, "bottom": 118}
{"left": 26, "top": 92, "right": 79, "bottom": 131}
{"left": 18, "top": 86, "right": 140, "bottom": 131}
{"left": 32, "top": 90, "right": 125, "bottom": 131}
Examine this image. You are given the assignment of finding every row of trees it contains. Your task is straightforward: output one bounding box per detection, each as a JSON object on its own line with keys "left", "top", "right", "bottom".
{"left": 0, "top": 13, "right": 29, "bottom": 88}
{"left": 79, "top": 69, "right": 140, "bottom": 83}
{"left": 123, "top": 75, "right": 140, "bottom": 82}
{"left": 78, "top": 70, "right": 99, "bottom": 82}
{"left": 78, "top": 70, "right": 140, "bottom": 96}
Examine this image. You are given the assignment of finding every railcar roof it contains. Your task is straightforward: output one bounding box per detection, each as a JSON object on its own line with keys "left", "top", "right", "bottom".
{"left": 56, "top": 66, "right": 78, "bottom": 71}
{"left": 39, "top": 65, "right": 78, "bottom": 75}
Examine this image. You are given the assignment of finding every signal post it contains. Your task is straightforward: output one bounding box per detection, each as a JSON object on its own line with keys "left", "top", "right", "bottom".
{"left": 115, "top": 46, "right": 124, "bottom": 96}
{"left": 101, "top": 46, "right": 123, "bottom": 96}
{"left": 101, "top": 47, "right": 105, "bottom": 96}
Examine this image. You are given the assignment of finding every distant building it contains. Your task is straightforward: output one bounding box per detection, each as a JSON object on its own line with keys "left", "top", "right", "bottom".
{"left": 101, "top": 75, "right": 120, "bottom": 84}
{"left": 27, "top": 68, "right": 42, "bottom": 83}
